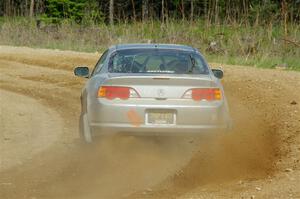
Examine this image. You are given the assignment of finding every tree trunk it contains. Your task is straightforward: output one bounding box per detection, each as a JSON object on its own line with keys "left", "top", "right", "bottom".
{"left": 25, "top": 0, "right": 28, "bottom": 16}
{"left": 4, "top": 0, "right": 11, "bottom": 16}
{"left": 131, "top": 0, "right": 136, "bottom": 21}
{"left": 109, "top": 0, "right": 114, "bottom": 25}
{"left": 208, "top": 0, "right": 212, "bottom": 23}
{"left": 215, "top": 0, "right": 219, "bottom": 24}
{"left": 281, "top": 0, "right": 288, "bottom": 39}
{"left": 204, "top": 0, "right": 208, "bottom": 21}
{"left": 161, "top": 0, "right": 164, "bottom": 22}
{"left": 29, "top": 0, "right": 34, "bottom": 17}
{"left": 190, "top": 0, "right": 194, "bottom": 21}
{"left": 181, "top": 0, "right": 185, "bottom": 20}
{"left": 142, "top": 0, "right": 149, "bottom": 21}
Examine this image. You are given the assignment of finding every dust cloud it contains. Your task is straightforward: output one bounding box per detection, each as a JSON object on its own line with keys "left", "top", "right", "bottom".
{"left": 34, "top": 135, "right": 201, "bottom": 199}
{"left": 36, "top": 103, "right": 277, "bottom": 199}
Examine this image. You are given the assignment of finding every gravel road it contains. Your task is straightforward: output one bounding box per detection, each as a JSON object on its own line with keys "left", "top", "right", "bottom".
{"left": 0, "top": 46, "right": 299, "bottom": 199}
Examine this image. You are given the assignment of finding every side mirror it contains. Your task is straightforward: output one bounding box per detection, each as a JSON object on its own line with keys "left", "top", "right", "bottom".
{"left": 212, "top": 68, "right": 223, "bottom": 79}
{"left": 74, "top": 66, "right": 89, "bottom": 78}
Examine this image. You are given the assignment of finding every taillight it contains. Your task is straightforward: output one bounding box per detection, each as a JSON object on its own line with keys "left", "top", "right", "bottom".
{"left": 182, "top": 88, "right": 222, "bottom": 101}
{"left": 97, "top": 86, "right": 140, "bottom": 100}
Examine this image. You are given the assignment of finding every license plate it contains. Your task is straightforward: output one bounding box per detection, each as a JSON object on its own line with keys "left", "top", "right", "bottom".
{"left": 147, "top": 112, "right": 175, "bottom": 125}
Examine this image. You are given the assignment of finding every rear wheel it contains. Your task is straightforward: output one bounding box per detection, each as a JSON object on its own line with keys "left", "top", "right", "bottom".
{"left": 79, "top": 113, "right": 92, "bottom": 143}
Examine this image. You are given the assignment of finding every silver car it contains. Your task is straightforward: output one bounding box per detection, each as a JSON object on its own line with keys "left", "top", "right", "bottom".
{"left": 74, "top": 44, "right": 231, "bottom": 143}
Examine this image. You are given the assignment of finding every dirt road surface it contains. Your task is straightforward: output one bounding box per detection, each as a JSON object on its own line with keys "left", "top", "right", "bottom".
{"left": 0, "top": 46, "right": 299, "bottom": 199}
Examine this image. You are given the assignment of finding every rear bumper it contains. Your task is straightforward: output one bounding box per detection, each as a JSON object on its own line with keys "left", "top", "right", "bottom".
{"left": 90, "top": 123, "right": 229, "bottom": 136}
{"left": 87, "top": 98, "right": 231, "bottom": 136}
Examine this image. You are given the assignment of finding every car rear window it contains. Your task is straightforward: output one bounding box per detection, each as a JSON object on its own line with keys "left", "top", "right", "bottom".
{"left": 108, "top": 49, "right": 209, "bottom": 74}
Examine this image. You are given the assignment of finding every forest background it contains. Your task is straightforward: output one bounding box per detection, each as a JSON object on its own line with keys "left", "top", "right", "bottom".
{"left": 0, "top": 0, "right": 299, "bottom": 69}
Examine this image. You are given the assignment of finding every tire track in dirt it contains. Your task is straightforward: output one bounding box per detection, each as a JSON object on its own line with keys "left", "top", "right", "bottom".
{"left": 0, "top": 90, "right": 63, "bottom": 171}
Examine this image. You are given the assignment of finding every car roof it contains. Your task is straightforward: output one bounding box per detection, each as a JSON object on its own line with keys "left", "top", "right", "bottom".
{"left": 111, "top": 43, "right": 197, "bottom": 52}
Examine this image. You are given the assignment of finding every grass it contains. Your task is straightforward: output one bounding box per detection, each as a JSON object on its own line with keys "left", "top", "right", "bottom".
{"left": 0, "top": 17, "right": 299, "bottom": 70}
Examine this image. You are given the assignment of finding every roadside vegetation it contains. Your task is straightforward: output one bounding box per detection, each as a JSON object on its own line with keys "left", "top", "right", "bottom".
{"left": 0, "top": 0, "right": 299, "bottom": 70}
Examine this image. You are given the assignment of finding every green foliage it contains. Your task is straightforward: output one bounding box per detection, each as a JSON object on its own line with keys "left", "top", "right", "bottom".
{"left": 249, "top": 0, "right": 280, "bottom": 24}
{"left": 43, "top": 0, "right": 87, "bottom": 23}
{"left": 1, "top": 0, "right": 300, "bottom": 25}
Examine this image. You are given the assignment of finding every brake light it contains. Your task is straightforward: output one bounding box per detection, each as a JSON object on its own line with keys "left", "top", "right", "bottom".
{"left": 182, "top": 88, "right": 222, "bottom": 101}
{"left": 97, "top": 86, "right": 140, "bottom": 100}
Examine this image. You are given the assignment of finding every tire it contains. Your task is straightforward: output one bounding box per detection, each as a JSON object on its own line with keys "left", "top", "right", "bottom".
{"left": 79, "top": 113, "right": 92, "bottom": 143}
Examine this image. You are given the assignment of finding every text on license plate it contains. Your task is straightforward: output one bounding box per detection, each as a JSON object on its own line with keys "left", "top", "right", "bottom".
{"left": 147, "top": 112, "right": 175, "bottom": 124}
